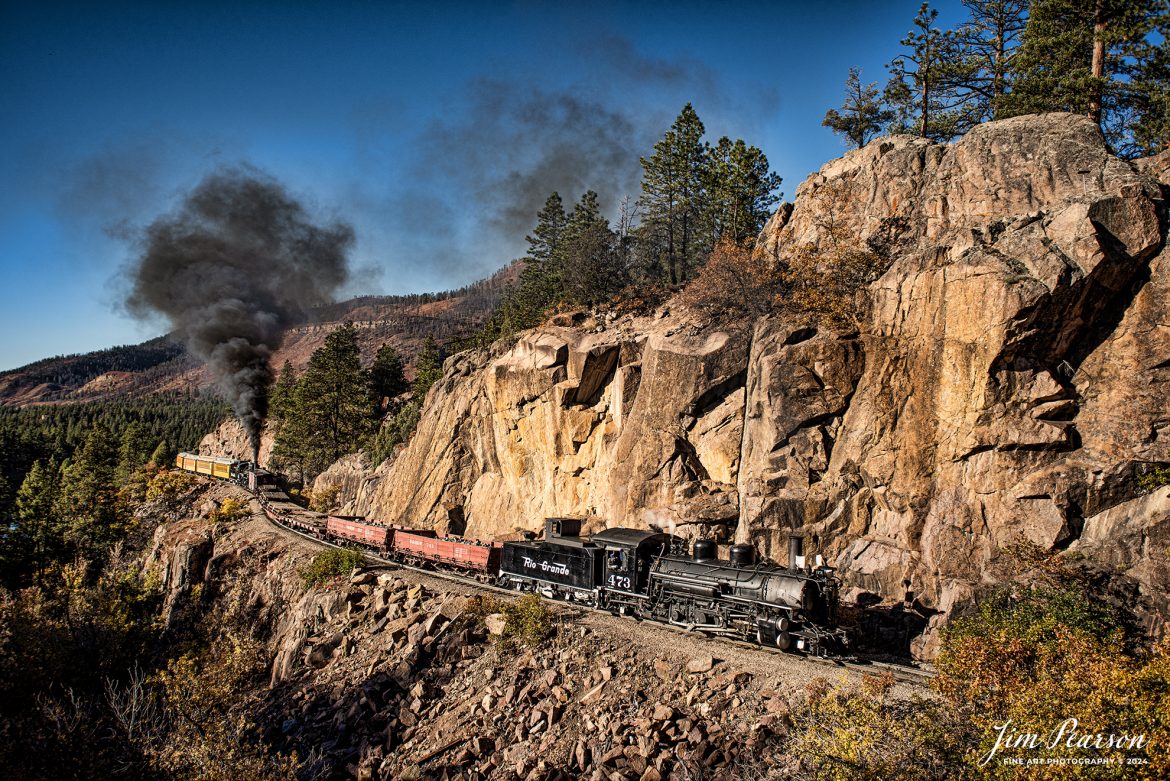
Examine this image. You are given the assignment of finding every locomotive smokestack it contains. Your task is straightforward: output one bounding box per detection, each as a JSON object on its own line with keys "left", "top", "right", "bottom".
{"left": 127, "top": 167, "right": 352, "bottom": 453}
{"left": 788, "top": 535, "right": 804, "bottom": 570}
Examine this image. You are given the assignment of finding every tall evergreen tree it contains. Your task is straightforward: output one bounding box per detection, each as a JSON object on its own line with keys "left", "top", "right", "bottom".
{"left": 148, "top": 439, "right": 172, "bottom": 467}
{"left": 524, "top": 192, "right": 568, "bottom": 266}
{"left": 702, "top": 137, "right": 783, "bottom": 244}
{"left": 369, "top": 343, "right": 408, "bottom": 404}
{"left": 272, "top": 324, "right": 374, "bottom": 479}
{"left": 1128, "top": 14, "right": 1170, "bottom": 154}
{"left": 948, "top": 0, "right": 1028, "bottom": 122}
{"left": 55, "top": 426, "right": 123, "bottom": 554}
{"left": 489, "top": 192, "right": 573, "bottom": 338}
{"left": 412, "top": 335, "right": 443, "bottom": 399}
{"left": 563, "top": 190, "right": 604, "bottom": 245}
{"left": 637, "top": 103, "right": 708, "bottom": 284}
{"left": 885, "top": 3, "right": 977, "bottom": 139}
{"left": 115, "top": 421, "right": 153, "bottom": 485}
{"left": 560, "top": 192, "right": 626, "bottom": 305}
{"left": 824, "top": 67, "right": 896, "bottom": 148}
{"left": 1001, "top": 0, "right": 1166, "bottom": 153}
{"left": 269, "top": 360, "right": 297, "bottom": 421}
{"left": 13, "top": 460, "right": 59, "bottom": 582}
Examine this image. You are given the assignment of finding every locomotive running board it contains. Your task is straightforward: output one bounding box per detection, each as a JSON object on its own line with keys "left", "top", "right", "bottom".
{"left": 667, "top": 619, "right": 738, "bottom": 636}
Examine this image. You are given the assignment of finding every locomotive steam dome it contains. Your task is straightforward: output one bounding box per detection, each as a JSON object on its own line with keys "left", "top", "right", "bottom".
{"left": 692, "top": 539, "right": 717, "bottom": 562}
{"left": 729, "top": 544, "right": 756, "bottom": 567}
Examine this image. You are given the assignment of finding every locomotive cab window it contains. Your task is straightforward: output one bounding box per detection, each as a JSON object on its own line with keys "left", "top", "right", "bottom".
{"left": 607, "top": 550, "right": 628, "bottom": 570}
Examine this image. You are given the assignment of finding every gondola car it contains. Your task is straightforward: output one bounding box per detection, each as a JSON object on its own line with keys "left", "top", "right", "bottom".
{"left": 390, "top": 528, "right": 502, "bottom": 577}
{"left": 326, "top": 515, "right": 395, "bottom": 549}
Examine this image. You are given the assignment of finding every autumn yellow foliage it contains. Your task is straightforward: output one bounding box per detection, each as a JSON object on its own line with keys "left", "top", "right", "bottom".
{"left": 791, "top": 546, "right": 1168, "bottom": 780}
{"left": 207, "top": 496, "right": 247, "bottom": 525}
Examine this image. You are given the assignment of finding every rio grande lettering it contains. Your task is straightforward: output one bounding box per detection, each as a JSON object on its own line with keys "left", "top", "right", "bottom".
{"left": 520, "top": 555, "right": 570, "bottom": 576}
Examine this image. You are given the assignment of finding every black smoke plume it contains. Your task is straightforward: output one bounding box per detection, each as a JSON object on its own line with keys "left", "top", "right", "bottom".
{"left": 128, "top": 167, "right": 353, "bottom": 459}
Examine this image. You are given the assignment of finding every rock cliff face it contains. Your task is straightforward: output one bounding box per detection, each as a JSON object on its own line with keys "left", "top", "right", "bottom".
{"left": 198, "top": 418, "right": 277, "bottom": 464}
{"left": 252, "top": 114, "right": 1168, "bottom": 655}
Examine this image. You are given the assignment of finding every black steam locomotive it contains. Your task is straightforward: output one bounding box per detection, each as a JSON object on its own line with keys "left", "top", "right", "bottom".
{"left": 178, "top": 454, "right": 848, "bottom": 656}
{"left": 498, "top": 518, "right": 847, "bottom": 656}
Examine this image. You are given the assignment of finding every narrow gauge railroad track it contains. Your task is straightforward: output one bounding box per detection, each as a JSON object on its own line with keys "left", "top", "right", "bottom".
{"left": 244, "top": 490, "right": 936, "bottom": 688}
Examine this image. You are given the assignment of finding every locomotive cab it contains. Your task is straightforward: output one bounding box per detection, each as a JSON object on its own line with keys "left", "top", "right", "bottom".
{"left": 590, "top": 528, "right": 675, "bottom": 595}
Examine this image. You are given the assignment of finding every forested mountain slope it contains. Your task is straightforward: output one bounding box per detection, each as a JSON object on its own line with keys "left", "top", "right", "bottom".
{"left": 0, "top": 264, "right": 518, "bottom": 407}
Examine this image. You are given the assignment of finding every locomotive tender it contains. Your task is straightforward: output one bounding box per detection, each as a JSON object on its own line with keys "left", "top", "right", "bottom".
{"left": 175, "top": 453, "right": 848, "bottom": 655}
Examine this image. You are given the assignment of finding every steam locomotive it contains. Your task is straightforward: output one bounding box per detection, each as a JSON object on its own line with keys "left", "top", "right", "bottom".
{"left": 175, "top": 452, "right": 849, "bottom": 656}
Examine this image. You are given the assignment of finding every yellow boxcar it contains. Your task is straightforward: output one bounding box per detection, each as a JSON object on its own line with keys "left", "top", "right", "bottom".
{"left": 212, "top": 461, "right": 231, "bottom": 479}
{"left": 195, "top": 457, "right": 213, "bottom": 476}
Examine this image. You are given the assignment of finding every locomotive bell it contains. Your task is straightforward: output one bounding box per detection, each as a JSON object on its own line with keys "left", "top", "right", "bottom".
{"left": 692, "top": 539, "right": 717, "bottom": 562}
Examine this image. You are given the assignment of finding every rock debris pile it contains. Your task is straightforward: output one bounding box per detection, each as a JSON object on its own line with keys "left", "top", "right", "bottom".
{"left": 263, "top": 569, "right": 809, "bottom": 781}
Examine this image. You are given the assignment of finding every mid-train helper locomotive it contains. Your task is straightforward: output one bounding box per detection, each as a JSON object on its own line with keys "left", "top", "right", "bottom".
{"left": 176, "top": 452, "right": 848, "bottom": 655}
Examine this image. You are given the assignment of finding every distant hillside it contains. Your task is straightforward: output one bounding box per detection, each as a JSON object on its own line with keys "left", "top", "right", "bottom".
{"left": 0, "top": 261, "right": 520, "bottom": 407}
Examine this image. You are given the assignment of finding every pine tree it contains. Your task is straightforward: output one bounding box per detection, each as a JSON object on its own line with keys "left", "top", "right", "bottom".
{"left": 370, "top": 343, "right": 408, "bottom": 404}
{"left": 823, "top": 67, "right": 896, "bottom": 148}
{"left": 563, "top": 190, "right": 603, "bottom": 245}
{"left": 637, "top": 103, "right": 709, "bottom": 284}
{"left": 412, "top": 336, "right": 443, "bottom": 399}
{"left": 702, "top": 137, "right": 783, "bottom": 244}
{"left": 489, "top": 192, "right": 573, "bottom": 338}
{"left": 14, "top": 460, "right": 59, "bottom": 581}
{"left": 269, "top": 360, "right": 297, "bottom": 421}
{"left": 115, "top": 421, "right": 153, "bottom": 485}
{"left": 560, "top": 192, "right": 626, "bottom": 305}
{"left": 947, "top": 0, "right": 1028, "bottom": 122}
{"left": 524, "top": 192, "right": 568, "bottom": 266}
{"left": 56, "top": 426, "right": 123, "bottom": 555}
{"left": 885, "top": 3, "right": 978, "bottom": 140}
{"left": 272, "top": 324, "right": 375, "bottom": 479}
{"left": 1001, "top": 0, "right": 1165, "bottom": 153}
{"left": 1128, "top": 17, "right": 1170, "bottom": 155}
{"left": 148, "top": 439, "right": 172, "bottom": 467}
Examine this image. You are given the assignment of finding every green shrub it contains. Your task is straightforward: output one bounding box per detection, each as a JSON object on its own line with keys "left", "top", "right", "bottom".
{"left": 300, "top": 547, "right": 366, "bottom": 588}
{"left": 464, "top": 593, "right": 501, "bottom": 618}
{"left": 368, "top": 399, "right": 422, "bottom": 466}
{"left": 790, "top": 673, "right": 972, "bottom": 781}
{"left": 1138, "top": 464, "right": 1170, "bottom": 493}
{"left": 308, "top": 484, "right": 342, "bottom": 513}
{"left": 499, "top": 593, "right": 553, "bottom": 648}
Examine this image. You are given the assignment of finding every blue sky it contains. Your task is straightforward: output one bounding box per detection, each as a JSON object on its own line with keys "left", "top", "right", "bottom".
{"left": 0, "top": 0, "right": 968, "bottom": 370}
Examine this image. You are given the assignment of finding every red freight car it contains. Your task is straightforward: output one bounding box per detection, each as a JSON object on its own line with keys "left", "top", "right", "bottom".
{"left": 391, "top": 529, "right": 503, "bottom": 574}
{"left": 326, "top": 515, "right": 395, "bottom": 550}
